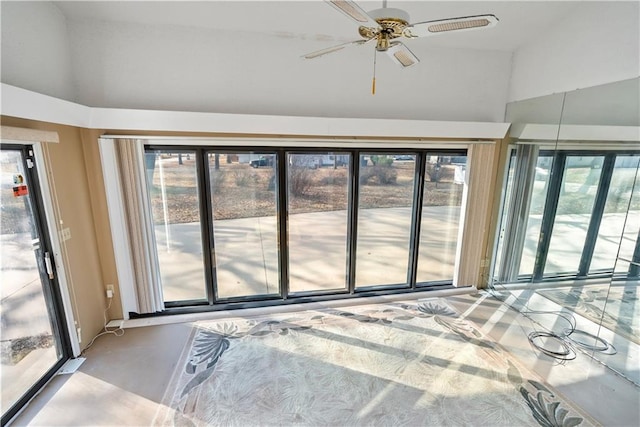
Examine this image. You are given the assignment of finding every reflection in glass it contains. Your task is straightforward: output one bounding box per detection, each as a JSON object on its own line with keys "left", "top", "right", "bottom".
{"left": 355, "top": 154, "right": 416, "bottom": 287}
{"left": 287, "top": 153, "right": 350, "bottom": 293}
{"left": 545, "top": 156, "right": 604, "bottom": 275}
{"left": 145, "top": 151, "right": 207, "bottom": 302}
{"left": 591, "top": 155, "right": 640, "bottom": 273}
{"left": 208, "top": 152, "right": 279, "bottom": 299}
{"left": 493, "top": 152, "right": 517, "bottom": 278}
{"left": 1, "top": 150, "right": 62, "bottom": 415}
{"left": 519, "top": 155, "right": 553, "bottom": 276}
{"left": 416, "top": 154, "right": 466, "bottom": 283}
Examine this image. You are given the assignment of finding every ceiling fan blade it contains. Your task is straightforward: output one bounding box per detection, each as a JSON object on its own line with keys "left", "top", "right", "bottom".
{"left": 386, "top": 42, "right": 419, "bottom": 68}
{"left": 302, "top": 39, "right": 368, "bottom": 60}
{"left": 404, "top": 14, "right": 498, "bottom": 38}
{"left": 325, "top": 0, "right": 379, "bottom": 27}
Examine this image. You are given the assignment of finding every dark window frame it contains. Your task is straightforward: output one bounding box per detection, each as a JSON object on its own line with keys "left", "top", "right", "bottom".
{"left": 141, "top": 145, "right": 468, "bottom": 315}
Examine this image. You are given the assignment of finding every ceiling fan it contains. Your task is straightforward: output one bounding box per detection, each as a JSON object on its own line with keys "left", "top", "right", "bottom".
{"left": 303, "top": 0, "right": 499, "bottom": 68}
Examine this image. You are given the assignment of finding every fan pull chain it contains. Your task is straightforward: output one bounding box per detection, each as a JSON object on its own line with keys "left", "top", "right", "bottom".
{"left": 372, "top": 48, "right": 377, "bottom": 95}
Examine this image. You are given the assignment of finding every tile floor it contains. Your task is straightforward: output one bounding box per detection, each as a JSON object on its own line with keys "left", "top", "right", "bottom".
{"left": 8, "top": 291, "right": 640, "bottom": 426}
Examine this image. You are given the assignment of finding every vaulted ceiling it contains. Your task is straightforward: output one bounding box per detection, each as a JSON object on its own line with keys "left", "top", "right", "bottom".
{"left": 1, "top": 1, "right": 638, "bottom": 123}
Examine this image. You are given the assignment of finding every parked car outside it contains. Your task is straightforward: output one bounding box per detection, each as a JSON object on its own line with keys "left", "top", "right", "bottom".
{"left": 250, "top": 156, "right": 274, "bottom": 168}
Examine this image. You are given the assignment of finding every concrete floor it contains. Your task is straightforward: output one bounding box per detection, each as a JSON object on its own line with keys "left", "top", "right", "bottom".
{"left": 155, "top": 206, "right": 463, "bottom": 302}
{"left": 155, "top": 208, "right": 633, "bottom": 302}
{"left": 6, "top": 290, "right": 639, "bottom": 426}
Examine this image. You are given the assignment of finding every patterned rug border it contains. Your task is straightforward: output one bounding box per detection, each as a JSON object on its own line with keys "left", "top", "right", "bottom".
{"left": 155, "top": 298, "right": 598, "bottom": 427}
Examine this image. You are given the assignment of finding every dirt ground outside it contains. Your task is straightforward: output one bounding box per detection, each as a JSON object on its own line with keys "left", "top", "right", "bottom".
{"left": 146, "top": 155, "right": 464, "bottom": 225}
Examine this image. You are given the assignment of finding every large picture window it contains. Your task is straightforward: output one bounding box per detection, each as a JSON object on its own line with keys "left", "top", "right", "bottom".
{"left": 142, "top": 147, "right": 469, "bottom": 309}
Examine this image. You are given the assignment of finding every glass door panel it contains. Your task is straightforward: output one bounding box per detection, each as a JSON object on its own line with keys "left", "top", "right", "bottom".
{"left": 355, "top": 154, "right": 416, "bottom": 287}
{"left": 545, "top": 156, "right": 604, "bottom": 275}
{"left": 145, "top": 150, "right": 207, "bottom": 302}
{"left": 208, "top": 152, "right": 280, "bottom": 299}
{"left": 416, "top": 154, "right": 466, "bottom": 283}
{"left": 1, "top": 148, "right": 68, "bottom": 421}
{"left": 519, "top": 155, "right": 553, "bottom": 276}
{"left": 287, "top": 153, "right": 351, "bottom": 293}
{"left": 590, "top": 155, "right": 640, "bottom": 273}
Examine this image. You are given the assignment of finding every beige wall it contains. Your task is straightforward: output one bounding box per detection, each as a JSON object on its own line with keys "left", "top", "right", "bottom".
{"left": 1, "top": 116, "right": 117, "bottom": 348}
{"left": 456, "top": 141, "right": 506, "bottom": 288}
{"left": 1, "top": 117, "right": 506, "bottom": 342}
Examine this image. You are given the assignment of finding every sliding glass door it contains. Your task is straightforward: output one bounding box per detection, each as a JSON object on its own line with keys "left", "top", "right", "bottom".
{"left": 542, "top": 155, "right": 605, "bottom": 276}
{"left": 208, "top": 152, "right": 280, "bottom": 300}
{"left": 355, "top": 154, "right": 416, "bottom": 288}
{"left": 1, "top": 145, "right": 70, "bottom": 424}
{"left": 145, "top": 150, "right": 208, "bottom": 303}
{"left": 590, "top": 154, "right": 640, "bottom": 274}
{"left": 143, "top": 147, "right": 468, "bottom": 309}
{"left": 287, "top": 152, "right": 351, "bottom": 293}
{"left": 497, "top": 149, "right": 640, "bottom": 283}
{"left": 416, "top": 154, "right": 467, "bottom": 283}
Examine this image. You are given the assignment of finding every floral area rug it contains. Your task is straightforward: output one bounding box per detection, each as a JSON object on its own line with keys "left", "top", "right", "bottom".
{"left": 538, "top": 283, "right": 639, "bottom": 345}
{"left": 156, "top": 299, "right": 592, "bottom": 426}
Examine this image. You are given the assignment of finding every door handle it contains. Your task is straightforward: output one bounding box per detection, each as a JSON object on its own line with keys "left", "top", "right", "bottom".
{"left": 44, "top": 252, "right": 55, "bottom": 279}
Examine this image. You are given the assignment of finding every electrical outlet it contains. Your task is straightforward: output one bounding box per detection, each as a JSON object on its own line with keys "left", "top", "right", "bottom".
{"left": 105, "top": 284, "right": 115, "bottom": 299}
{"left": 77, "top": 327, "right": 82, "bottom": 343}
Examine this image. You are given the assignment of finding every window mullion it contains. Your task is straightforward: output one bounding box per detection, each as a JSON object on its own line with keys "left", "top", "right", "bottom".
{"left": 533, "top": 152, "right": 566, "bottom": 281}
{"left": 577, "top": 153, "right": 616, "bottom": 276}
{"left": 198, "top": 149, "right": 217, "bottom": 305}
{"left": 347, "top": 150, "right": 360, "bottom": 294}
{"left": 278, "top": 149, "right": 290, "bottom": 299}
{"left": 407, "top": 152, "right": 426, "bottom": 289}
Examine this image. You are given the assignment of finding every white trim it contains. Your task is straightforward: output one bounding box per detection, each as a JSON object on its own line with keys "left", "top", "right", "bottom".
{"left": 98, "top": 138, "right": 138, "bottom": 318}
{"left": 92, "top": 107, "right": 509, "bottom": 139}
{"left": 511, "top": 123, "right": 640, "bottom": 142}
{"left": 116, "top": 287, "right": 476, "bottom": 329}
{"left": 1, "top": 84, "right": 510, "bottom": 140}
{"left": 453, "top": 154, "right": 470, "bottom": 287}
{"left": 32, "top": 143, "right": 81, "bottom": 356}
{"left": 102, "top": 136, "right": 486, "bottom": 149}
{"left": 0, "top": 84, "right": 91, "bottom": 128}
{"left": 488, "top": 145, "right": 516, "bottom": 284}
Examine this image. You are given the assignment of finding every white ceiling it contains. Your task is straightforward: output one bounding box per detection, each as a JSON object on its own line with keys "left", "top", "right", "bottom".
{"left": 4, "top": 1, "right": 634, "bottom": 124}
{"left": 54, "top": 1, "right": 579, "bottom": 52}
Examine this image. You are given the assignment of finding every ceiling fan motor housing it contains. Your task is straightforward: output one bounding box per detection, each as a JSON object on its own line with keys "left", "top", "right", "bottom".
{"left": 360, "top": 7, "right": 411, "bottom": 51}
{"left": 367, "top": 7, "right": 410, "bottom": 23}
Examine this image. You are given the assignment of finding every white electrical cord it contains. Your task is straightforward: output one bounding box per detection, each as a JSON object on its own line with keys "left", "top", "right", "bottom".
{"left": 82, "top": 296, "right": 125, "bottom": 353}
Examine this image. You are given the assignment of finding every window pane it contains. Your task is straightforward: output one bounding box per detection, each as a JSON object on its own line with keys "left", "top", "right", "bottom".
{"left": 145, "top": 151, "right": 207, "bottom": 302}
{"left": 591, "top": 155, "right": 640, "bottom": 273}
{"left": 209, "top": 152, "right": 279, "bottom": 299}
{"left": 545, "top": 156, "right": 604, "bottom": 275}
{"left": 355, "top": 154, "right": 416, "bottom": 287}
{"left": 287, "top": 153, "right": 350, "bottom": 293}
{"left": 519, "top": 155, "right": 553, "bottom": 276}
{"left": 416, "top": 154, "right": 466, "bottom": 283}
